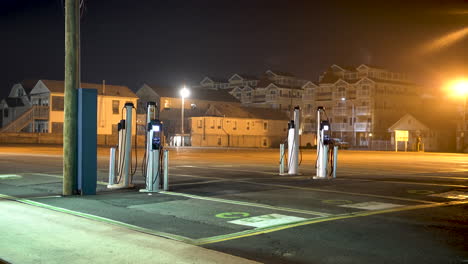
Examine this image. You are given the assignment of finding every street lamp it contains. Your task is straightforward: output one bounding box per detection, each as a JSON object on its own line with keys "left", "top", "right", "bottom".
{"left": 180, "top": 86, "right": 190, "bottom": 147}
{"left": 451, "top": 79, "right": 468, "bottom": 151}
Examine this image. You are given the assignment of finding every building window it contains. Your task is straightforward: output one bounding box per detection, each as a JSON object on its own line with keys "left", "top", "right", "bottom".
{"left": 197, "top": 120, "right": 202, "bottom": 128}
{"left": 164, "top": 99, "right": 171, "bottom": 109}
{"left": 217, "top": 137, "right": 222, "bottom": 145}
{"left": 343, "top": 118, "right": 347, "bottom": 123}
{"left": 52, "top": 96, "right": 64, "bottom": 111}
{"left": 368, "top": 118, "right": 372, "bottom": 123}
{"left": 233, "top": 121, "right": 237, "bottom": 130}
{"left": 112, "top": 100, "right": 120, "bottom": 114}
{"left": 246, "top": 122, "right": 250, "bottom": 130}
{"left": 218, "top": 119, "right": 222, "bottom": 129}
{"left": 263, "top": 122, "right": 268, "bottom": 130}
{"left": 4, "top": 108, "right": 8, "bottom": 118}
{"left": 263, "top": 138, "right": 267, "bottom": 147}
{"left": 211, "top": 120, "right": 215, "bottom": 129}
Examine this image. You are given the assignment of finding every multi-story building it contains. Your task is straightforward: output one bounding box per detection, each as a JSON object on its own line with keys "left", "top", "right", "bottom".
{"left": 304, "top": 64, "right": 423, "bottom": 146}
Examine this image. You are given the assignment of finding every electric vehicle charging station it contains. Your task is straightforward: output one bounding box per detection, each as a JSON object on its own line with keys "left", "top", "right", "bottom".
{"left": 279, "top": 106, "right": 338, "bottom": 178}
{"left": 279, "top": 106, "right": 300, "bottom": 175}
{"left": 108, "top": 102, "right": 135, "bottom": 189}
{"left": 140, "top": 102, "right": 169, "bottom": 193}
{"left": 314, "top": 106, "right": 338, "bottom": 179}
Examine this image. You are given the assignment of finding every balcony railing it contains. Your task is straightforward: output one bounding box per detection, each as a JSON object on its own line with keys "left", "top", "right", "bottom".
{"left": 354, "top": 122, "right": 371, "bottom": 131}
{"left": 355, "top": 106, "right": 371, "bottom": 115}
{"left": 333, "top": 107, "right": 347, "bottom": 116}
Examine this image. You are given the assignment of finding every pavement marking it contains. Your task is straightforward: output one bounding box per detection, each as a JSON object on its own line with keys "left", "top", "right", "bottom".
{"left": 193, "top": 200, "right": 468, "bottom": 245}
{"left": 228, "top": 214, "right": 308, "bottom": 228}
{"left": 171, "top": 179, "right": 229, "bottom": 187}
{"left": 430, "top": 191, "right": 468, "bottom": 200}
{"left": 338, "top": 201, "right": 403, "bottom": 210}
{"left": 0, "top": 174, "right": 22, "bottom": 179}
{"left": 322, "top": 199, "right": 353, "bottom": 205}
{"left": 229, "top": 181, "right": 438, "bottom": 204}
{"left": 407, "top": 190, "right": 435, "bottom": 195}
{"left": 0, "top": 193, "right": 193, "bottom": 244}
{"left": 160, "top": 191, "right": 332, "bottom": 217}
{"left": 216, "top": 212, "right": 250, "bottom": 219}
{"left": 170, "top": 173, "right": 438, "bottom": 204}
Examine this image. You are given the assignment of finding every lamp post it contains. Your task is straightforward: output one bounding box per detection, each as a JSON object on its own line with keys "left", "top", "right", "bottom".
{"left": 180, "top": 86, "right": 190, "bottom": 147}
{"left": 454, "top": 80, "right": 468, "bottom": 151}
{"left": 449, "top": 79, "right": 468, "bottom": 152}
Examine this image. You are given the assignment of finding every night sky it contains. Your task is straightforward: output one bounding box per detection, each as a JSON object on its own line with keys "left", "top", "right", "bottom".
{"left": 1, "top": 0, "right": 467, "bottom": 99}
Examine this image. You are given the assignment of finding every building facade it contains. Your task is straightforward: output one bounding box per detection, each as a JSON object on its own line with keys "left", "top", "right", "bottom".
{"left": 304, "top": 64, "right": 423, "bottom": 146}
{"left": 189, "top": 104, "right": 289, "bottom": 148}
{"left": 1, "top": 80, "right": 138, "bottom": 135}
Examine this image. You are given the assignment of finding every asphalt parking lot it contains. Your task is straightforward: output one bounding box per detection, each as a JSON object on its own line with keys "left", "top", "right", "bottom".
{"left": 0, "top": 146, "right": 467, "bottom": 263}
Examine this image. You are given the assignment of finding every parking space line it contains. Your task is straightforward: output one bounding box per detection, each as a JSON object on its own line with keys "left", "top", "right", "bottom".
{"left": 160, "top": 191, "right": 332, "bottom": 217}
{"left": 194, "top": 200, "right": 468, "bottom": 245}
{"left": 0, "top": 193, "right": 193, "bottom": 244}
{"left": 170, "top": 173, "right": 437, "bottom": 204}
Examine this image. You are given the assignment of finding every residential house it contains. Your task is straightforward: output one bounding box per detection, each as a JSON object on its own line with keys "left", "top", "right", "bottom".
{"left": 388, "top": 113, "right": 456, "bottom": 152}
{"left": 2, "top": 80, "right": 138, "bottom": 135}
{"left": 190, "top": 103, "right": 289, "bottom": 148}
{"left": 0, "top": 81, "right": 36, "bottom": 130}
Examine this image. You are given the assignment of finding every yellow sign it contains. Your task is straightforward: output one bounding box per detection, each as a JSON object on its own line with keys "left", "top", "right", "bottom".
{"left": 395, "top": 130, "right": 409, "bottom": 142}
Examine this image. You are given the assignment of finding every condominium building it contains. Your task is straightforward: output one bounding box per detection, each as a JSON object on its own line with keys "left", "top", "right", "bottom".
{"left": 303, "top": 64, "right": 423, "bottom": 146}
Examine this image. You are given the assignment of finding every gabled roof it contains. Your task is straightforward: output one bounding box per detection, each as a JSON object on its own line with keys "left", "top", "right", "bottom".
{"left": 319, "top": 71, "right": 340, "bottom": 84}
{"left": 145, "top": 85, "right": 240, "bottom": 103}
{"left": 200, "top": 76, "right": 227, "bottom": 84}
{"left": 388, "top": 112, "right": 455, "bottom": 132}
{"left": 38, "top": 80, "right": 137, "bottom": 98}
{"left": 265, "top": 70, "right": 295, "bottom": 77}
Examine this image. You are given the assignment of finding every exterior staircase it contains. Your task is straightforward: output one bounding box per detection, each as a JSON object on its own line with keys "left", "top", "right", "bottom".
{"left": 0, "top": 106, "right": 49, "bottom": 133}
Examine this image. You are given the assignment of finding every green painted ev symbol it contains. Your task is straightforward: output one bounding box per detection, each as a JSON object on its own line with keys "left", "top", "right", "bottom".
{"left": 215, "top": 212, "right": 250, "bottom": 219}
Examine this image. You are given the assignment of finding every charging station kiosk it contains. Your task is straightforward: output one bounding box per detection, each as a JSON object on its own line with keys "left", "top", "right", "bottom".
{"left": 314, "top": 106, "right": 338, "bottom": 179}
{"left": 108, "top": 102, "right": 135, "bottom": 189}
{"left": 140, "top": 102, "right": 169, "bottom": 193}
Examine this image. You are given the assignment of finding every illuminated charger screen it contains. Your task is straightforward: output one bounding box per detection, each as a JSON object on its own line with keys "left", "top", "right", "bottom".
{"left": 152, "top": 125, "right": 160, "bottom": 132}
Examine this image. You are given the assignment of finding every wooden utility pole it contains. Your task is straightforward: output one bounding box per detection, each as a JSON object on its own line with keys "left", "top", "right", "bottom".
{"left": 63, "top": 0, "right": 80, "bottom": 195}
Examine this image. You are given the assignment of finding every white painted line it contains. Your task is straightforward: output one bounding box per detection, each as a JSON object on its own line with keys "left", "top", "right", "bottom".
{"left": 430, "top": 191, "right": 468, "bottom": 200}
{"left": 0, "top": 174, "right": 22, "bottom": 179}
{"left": 339, "top": 202, "right": 403, "bottom": 210}
{"left": 229, "top": 213, "right": 308, "bottom": 228}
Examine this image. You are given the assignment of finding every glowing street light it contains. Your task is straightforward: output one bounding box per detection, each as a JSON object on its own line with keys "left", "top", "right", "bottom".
{"left": 449, "top": 79, "right": 468, "bottom": 152}
{"left": 180, "top": 86, "right": 190, "bottom": 147}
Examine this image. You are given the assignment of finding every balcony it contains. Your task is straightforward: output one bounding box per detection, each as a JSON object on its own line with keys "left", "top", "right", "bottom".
{"left": 331, "top": 123, "right": 348, "bottom": 131}
{"left": 355, "top": 106, "right": 371, "bottom": 115}
{"left": 356, "top": 91, "right": 370, "bottom": 98}
{"left": 33, "top": 106, "right": 49, "bottom": 119}
{"left": 354, "top": 122, "right": 371, "bottom": 132}
{"left": 333, "top": 107, "right": 347, "bottom": 116}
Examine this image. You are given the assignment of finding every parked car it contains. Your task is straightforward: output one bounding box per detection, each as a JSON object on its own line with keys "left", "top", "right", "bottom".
{"left": 332, "top": 138, "right": 350, "bottom": 149}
